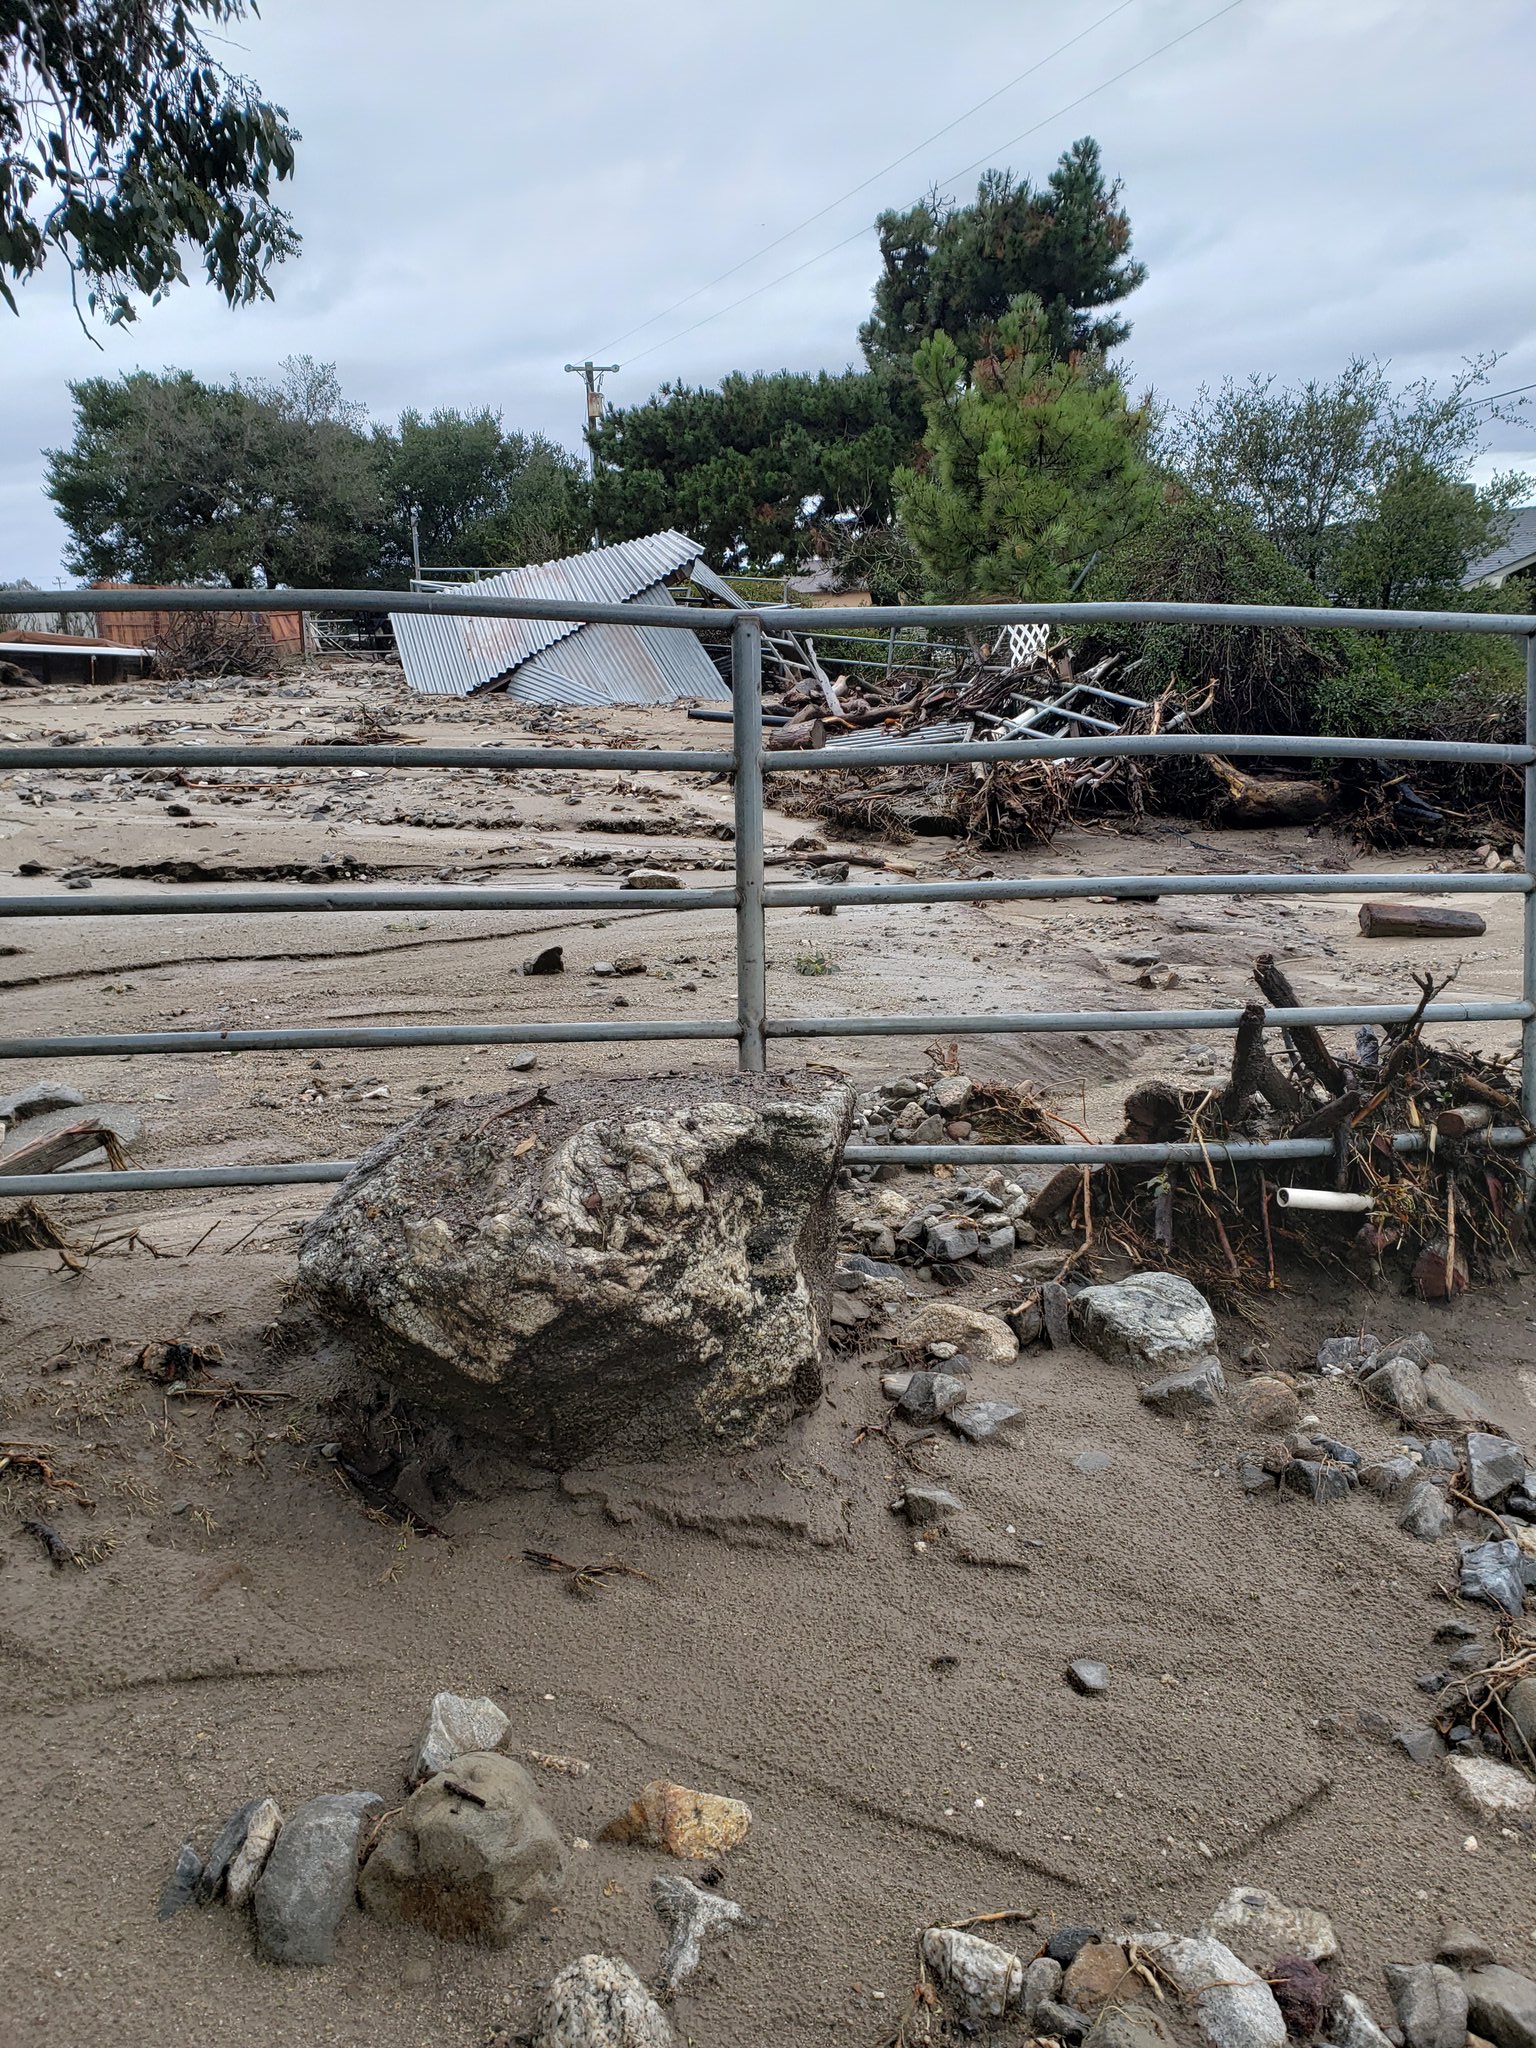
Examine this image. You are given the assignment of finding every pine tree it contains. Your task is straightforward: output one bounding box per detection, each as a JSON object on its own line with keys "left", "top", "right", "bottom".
{"left": 894, "top": 295, "right": 1155, "bottom": 604}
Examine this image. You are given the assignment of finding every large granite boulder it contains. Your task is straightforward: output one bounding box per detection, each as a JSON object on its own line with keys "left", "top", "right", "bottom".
{"left": 298, "top": 1073, "right": 855, "bottom": 1462}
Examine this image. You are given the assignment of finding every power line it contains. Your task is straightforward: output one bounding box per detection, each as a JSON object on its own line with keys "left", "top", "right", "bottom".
{"left": 616, "top": 0, "right": 1248, "bottom": 375}
{"left": 594, "top": 0, "right": 1141, "bottom": 357}
{"left": 1466, "top": 379, "right": 1536, "bottom": 408}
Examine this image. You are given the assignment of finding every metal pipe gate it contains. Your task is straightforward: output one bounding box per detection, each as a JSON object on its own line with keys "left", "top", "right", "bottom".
{"left": 1, "top": 586, "right": 1533, "bottom": 1200}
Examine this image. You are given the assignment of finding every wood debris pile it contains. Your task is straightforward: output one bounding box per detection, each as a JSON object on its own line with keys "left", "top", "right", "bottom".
{"left": 1045, "top": 953, "right": 1532, "bottom": 1301}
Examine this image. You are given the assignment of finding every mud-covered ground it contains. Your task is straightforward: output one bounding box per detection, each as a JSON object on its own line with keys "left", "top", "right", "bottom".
{"left": 1, "top": 658, "right": 1532, "bottom": 2048}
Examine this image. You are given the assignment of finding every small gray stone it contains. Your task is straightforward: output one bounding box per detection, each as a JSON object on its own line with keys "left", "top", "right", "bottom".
{"left": 1466, "top": 1432, "right": 1527, "bottom": 1504}
{"left": 926, "top": 1218, "right": 981, "bottom": 1261}
{"left": 949, "top": 1399, "right": 1023, "bottom": 1443}
{"left": 1364, "top": 1357, "right": 1428, "bottom": 1419}
{"left": 1073, "top": 1271, "right": 1219, "bottom": 1376}
{"left": 0, "top": 1079, "right": 85, "bottom": 1123}
{"left": 1067, "top": 1658, "right": 1110, "bottom": 1695}
{"left": 1462, "top": 1966, "right": 1536, "bottom": 2048}
{"left": 1204, "top": 1885, "right": 1338, "bottom": 1965}
{"left": 921, "top": 1926, "right": 1028, "bottom": 2022}
{"left": 1383, "top": 1963, "right": 1470, "bottom": 2048}
{"left": 1436, "top": 1927, "right": 1497, "bottom": 1971}
{"left": 1037, "top": 1998, "right": 1091, "bottom": 2040}
{"left": 1139, "top": 1362, "right": 1226, "bottom": 1414}
{"left": 1138, "top": 1932, "right": 1286, "bottom": 2048}
{"left": 156, "top": 1842, "right": 203, "bottom": 1921}
{"left": 1284, "top": 1458, "right": 1357, "bottom": 1503}
{"left": 1361, "top": 1455, "right": 1419, "bottom": 1500}
{"left": 650, "top": 1871, "right": 751, "bottom": 1993}
{"left": 1088, "top": 2013, "right": 1174, "bottom": 2048}
{"left": 521, "top": 945, "right": 564, "bottom": 975}
{"left": 1423, "top": 1437, "right": 1460, "bottom": 1472}
{"left": 1073, "top": 1449, "right": 1114, "bottom": 1475}
{"left": 1502, "top": 1674, "right": 1536, "bottom": 1761}
{"left": 1459, "top": 1538, "right": 1527, "bottom": 1615}
{"left": 623, "top": 868, "right": 682, "bottom": 889}
{"left": 225, "top": 1796, "right": 283, "bottom": 1908}
{"left": 1046, "top": 1926, "right": 1101, "bottom": 1967}
{"left": 900, "top": 1486, "right": 964, "bottom": 1527}
{"left": 509, "top": 1050, "right": 538, "bottom": 1071}
{"left": 359, "top": 1753, "right": 564, "bottom": 1946}
{"left": 253, "top": 1790, "right": 383, "bottom": 1966}
{"left": 1024, "top": 1956, "right": 1065, "bottom": 2022}
{"left": 1422, "top": 1362, "right": 1492, "bottom": 1425}
{"left": 1379, "top": 1332, "right": 1436, "bottom": 1368}
{"left": 1399, "top": 1480, "right": 1452, "bottom": 1542}
{"left": 196, "top": 1796, "right": 264, "bottom": 1904}
{"left": 1317, "top": 1334, "right": 1379, "bottom": 1372}
{"left": 412, "top": 1690, "right": 510, "bottom": 1785}
{"left": 897, "top": 1370, "right": 966, "bottom": 1422}
{"left": 532, "top": 1955, "right": 675, "bottom": 2047}
{"left": 1394, "top": 1724, "right": 1447, "bottom": 1763}
{"left": 1326, "top": 1991, "right": 1397, "bottom": 2048}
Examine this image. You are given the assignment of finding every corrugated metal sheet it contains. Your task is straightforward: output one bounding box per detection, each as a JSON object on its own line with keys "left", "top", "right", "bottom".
{"left": 825, "top": 721, "right": 971, "bottom": 751}
{"left": 391, "top": 530, "right": 708, "bottom": 697}
{"left": 508, "top": 583, "right": 729, "bottom": 706}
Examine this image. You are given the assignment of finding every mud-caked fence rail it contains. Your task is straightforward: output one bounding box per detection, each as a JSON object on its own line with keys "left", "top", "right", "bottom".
{"left": 1, "top": 587, "right": 1533, "bottom": 1199}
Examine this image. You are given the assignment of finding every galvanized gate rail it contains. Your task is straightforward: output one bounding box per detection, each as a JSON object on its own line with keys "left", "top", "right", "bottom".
{"left": 1, "top": 586, "right": 1533, "bottom": 1199}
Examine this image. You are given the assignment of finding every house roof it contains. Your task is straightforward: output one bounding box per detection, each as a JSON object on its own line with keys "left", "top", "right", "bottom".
{"left": 390, "top": 529, "right": 726, "bottom": 701}
{"left": 1463, "top": 506, "right": 1536, "bottom": 586}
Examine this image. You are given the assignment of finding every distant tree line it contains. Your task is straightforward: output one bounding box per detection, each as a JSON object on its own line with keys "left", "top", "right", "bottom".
{"left": 46, "top": 356, "right": 590, "bottom": 589}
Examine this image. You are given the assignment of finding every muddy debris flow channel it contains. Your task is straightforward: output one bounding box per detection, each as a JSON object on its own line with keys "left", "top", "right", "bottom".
{"left": 1, "top": 655, "right": 1535, "bottom": 2048}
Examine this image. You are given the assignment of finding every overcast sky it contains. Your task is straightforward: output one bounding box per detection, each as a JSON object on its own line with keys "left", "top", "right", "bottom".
{"left": 3, "top": 0, "right": 1534, "bottom": 585}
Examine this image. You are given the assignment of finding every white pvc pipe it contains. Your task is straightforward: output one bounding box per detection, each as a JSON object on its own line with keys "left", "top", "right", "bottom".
{"left": 1274, "top": 1187, "right": 1375, "bottom": 1212}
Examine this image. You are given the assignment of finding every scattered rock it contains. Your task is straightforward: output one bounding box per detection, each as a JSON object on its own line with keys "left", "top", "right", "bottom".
{"left": 1327, "top": 1991, "right": 1397, "bottom": 2048}
{"left": 1063, "top": 1940, "right": 1143, "bottom": 2015}
{"left": 900, "top": 1301, "right": 1019, "bottom": 1364}
{"left": 1047, "top": 1925, "right": 1101, "bottom": 1967}
{"left": 1271, "top": 1957, "right": 1330, "bottom": 2038}
{"left": 900, "top": 1486, "right": 964, "bottom": 1527}
{"left": 532, "top": 1954, "right": 675, "bottom": 2047}
{"left": 1317, "top": 1335, "right": 1379, "bottom": 1372}
{"left": 1041, "top": 1280, "right": 1073, "bottom": 1349}
{"left": 1466, "top": 1432, "right": 1527, "bottom": 1505}
{"left": 1502, "top": 1675, "right": 1536, "bottom": 1760}
{"left": 1361, "top": 1456, "right": 1419, "bottom": 1501}
{"left": 252, "top": 1790, "right": 383, "bottom": 1966}
{"left": 1394, "top": 1725, "right": 1447, "bottom": 1764}
{"left": 1459, "top": 1539, "right": 1528, "bottom": 1615}
{"left": 1067, "top": 1658, "right": 1110, "bottom": 1696}
{"left": 1284, "top": 1458, "right": 1356, "bottom": 1504}
{"left": 1363, "top": 1357, "right": 1428, "bottom": 1420}
{"left": 1138, "top": 1932, "right": 1286, "bottom": 2048}
{"left": 225, "top": 1797, "right": 283, "bottom": 1908}
{"left": 624, "top": 869, "right": 682, "bottom": 889}
{"left": 931, "top": 1075, "right": 973, "bottom": 1114}
{"left": 598, "top": 1780, "right": 751, "bottom": 1858}
{"left": 926, "top": 1218, "right": 981, "bottom": 1261}
{"left": 1140, "top": 1363, "right": 1226, "bottom": 1415}
{"left": 1243, "top": 1378, "right": 1302, "bottom": 1432}
{"left": 412, "top": 1691, "right": 510, "bottom": 1785}
{"left": 1074, "top": 1450, "right": 1114, "bottom": 1476}
{"left": 522, "top": 945, "right": 564, "bottom": 975}
{"left": 1445, "top": 1753, "right": 1536, "bottom": 1823}
{"left": 1205, "top": 1886, "right": 1338, "bottom": 1966}
{"left": 1462, "top": 1966, "right": 1536, "bottom": 2048}
{"left": 1039, "top": 1997, "right": 1093, "bottom": 2040}
{"left": 359, "top": 1753, "right": 564, "bottom": 1945}
{"left": 650, "top": 1871, "right": 751, "bottom": 1992}
{"left": 1089, "top": 2013, "right": 1175, "bottom": 2048}
{"left": 196, "top": 1796, "right": 265, "bottom": 1905}
{"left": 1025, "top": 1956, "right": 1066, "bottom": 2021}
{"left": 1399, "top": 1481, "right": 1453, "bottom": 1542}
{"left": 1422, "top": 1363, "right": 1492, "bottom": 1425}
{"left": 1436, "top": 1927, "right": 1497, "bottom": 1971}
{"left": 1073, "top": 1271, "right": 1220, "bottom": 1377}
{"left": 156, "top": 1842, "right": 203, "bottom": 1921}
{"left": 1383, "top": 1963, "right": 1470, "bottom": 2048}
{"left": 896, "top": 1370, "right": 966, "bottom": 1422}
{"left": 298, "top": 1074, "right": 854, "bottom": 1461}
{"left": 0, "top": 1079, "right": 84, "bottom": 1123}
{"left": 509, "top": 1050, "right": 538, "bottom": 1072}
{"left": 921, "top": 1926, "right": 1027, "bottom": 2022}
{"left": 1378, "top": 1332, "right": 1436, "bottom": 1368}
{"left": 949, "top": 1399, "right": 1023, "bottom": 1443}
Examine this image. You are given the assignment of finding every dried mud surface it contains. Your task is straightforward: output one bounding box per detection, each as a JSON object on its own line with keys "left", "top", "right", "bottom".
{"left": 2, "top": 660, "right": 1533, "bottom": 2047}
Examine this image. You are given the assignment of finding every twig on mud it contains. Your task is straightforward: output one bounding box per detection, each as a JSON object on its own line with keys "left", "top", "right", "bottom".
{"left": 521, "top": 1547, "right": 657, "bottom": 1596}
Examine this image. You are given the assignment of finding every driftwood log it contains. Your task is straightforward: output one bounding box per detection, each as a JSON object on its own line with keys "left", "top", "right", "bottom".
{"left": 1253, "top": 953, "right": 1349, "bottom": 1097}
{"left": 1207, "top": 757, "right": 1330, "bottom": 825}
{"left": 1358, "top": 901, "right": 1487, "bottom": 938}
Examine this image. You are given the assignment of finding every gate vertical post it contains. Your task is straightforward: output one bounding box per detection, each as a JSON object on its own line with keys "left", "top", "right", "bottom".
{"left": 732, "top": 613, "right": 768, "bottom": 1072}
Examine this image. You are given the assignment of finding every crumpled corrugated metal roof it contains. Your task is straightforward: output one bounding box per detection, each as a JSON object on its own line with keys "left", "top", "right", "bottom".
{"left": 391, "top": 529, "right": 715, "bottom": 698}
{"left": 508, "top": 582, "right": 729, "bottom": 705}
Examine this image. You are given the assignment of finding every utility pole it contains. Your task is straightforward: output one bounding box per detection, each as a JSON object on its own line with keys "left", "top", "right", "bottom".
{"left": 564, "top": 360, "right": 618, "bottom": 476}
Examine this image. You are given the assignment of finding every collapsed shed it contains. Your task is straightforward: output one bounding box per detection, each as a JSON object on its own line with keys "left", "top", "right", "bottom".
{"left": 391, "top": 530, "right": 730, "bottom": 706}
{"left": 0, "top": 628, "right": 152, "bottom": 687}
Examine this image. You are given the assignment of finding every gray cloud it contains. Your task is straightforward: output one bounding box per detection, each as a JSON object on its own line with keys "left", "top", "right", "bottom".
{"left": 3, "top": 0, "right": 1533, "bottom": 582}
